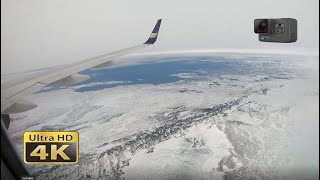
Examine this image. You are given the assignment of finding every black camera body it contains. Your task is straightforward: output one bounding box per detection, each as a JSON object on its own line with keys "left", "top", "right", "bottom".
{"left": 254, "top": 18, "right": 297, "bottom": 43}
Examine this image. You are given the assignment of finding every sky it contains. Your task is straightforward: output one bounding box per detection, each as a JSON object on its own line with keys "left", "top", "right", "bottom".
{"left": 1, "top": 0, "right": 319, "bottom": 74}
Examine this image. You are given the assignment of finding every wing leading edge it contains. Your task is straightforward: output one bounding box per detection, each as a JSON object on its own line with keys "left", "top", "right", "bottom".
{"left": 1, "top": 19, "right": 162, "bottom": 115}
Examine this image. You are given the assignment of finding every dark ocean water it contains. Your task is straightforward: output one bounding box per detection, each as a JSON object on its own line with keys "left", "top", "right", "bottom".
{"left": 40, "top": 55, "right": 285, "bottom": 92}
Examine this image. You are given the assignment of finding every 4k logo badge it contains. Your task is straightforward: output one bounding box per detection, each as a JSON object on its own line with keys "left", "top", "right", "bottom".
{"left": 24, "top": 131, "right": 79, "bottom": 164}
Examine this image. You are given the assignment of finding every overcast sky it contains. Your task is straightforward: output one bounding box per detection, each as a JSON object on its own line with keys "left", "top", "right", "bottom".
{"left": 1, "top": 0, "right": 319, "bottom": 74}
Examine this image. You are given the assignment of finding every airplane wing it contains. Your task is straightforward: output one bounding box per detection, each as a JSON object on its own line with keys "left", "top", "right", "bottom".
{"left": 1, "top": 19, "right": 162, "bottom": 120}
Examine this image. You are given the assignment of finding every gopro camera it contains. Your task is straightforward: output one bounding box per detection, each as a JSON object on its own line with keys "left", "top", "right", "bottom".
{"left": 254, "top": 18, "right": 297, "bottom": 43}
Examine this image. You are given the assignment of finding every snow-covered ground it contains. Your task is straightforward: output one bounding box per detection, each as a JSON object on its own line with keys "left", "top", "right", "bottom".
{"left": 7, "top": 53, "right": 319, "bottom": 180}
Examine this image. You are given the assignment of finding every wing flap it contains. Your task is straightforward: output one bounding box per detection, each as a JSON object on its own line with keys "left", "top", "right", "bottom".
{"left": 2, "top": 83, "right": 45, "bottom": 111}
{"left": 92, "top": 59, "right": 124, "bottom": 69}
{"left": 2, "top": 99, "right": 37, "bottom": 114}
{"left": 49, "top": 74, "right": 90, "bottom": 86}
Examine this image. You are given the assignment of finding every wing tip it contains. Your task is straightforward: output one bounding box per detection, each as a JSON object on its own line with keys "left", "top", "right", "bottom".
{"left": 144, "top": 19, "right": 162, "bottom": 45}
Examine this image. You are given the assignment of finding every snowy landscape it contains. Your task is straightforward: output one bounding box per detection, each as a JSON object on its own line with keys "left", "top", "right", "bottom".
{"left": 7, "top": 51, "right": 319, "bottom": 180}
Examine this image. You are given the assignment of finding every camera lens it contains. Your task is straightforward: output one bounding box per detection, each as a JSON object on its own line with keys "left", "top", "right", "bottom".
{"left": 254, "top": 19, "right": 269, "bottom": 34}
{"left": 259, "top": 22, "right": 267, "bottom": 30}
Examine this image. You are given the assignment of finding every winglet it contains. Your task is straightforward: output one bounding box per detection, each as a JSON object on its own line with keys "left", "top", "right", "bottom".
{"left": 144, "top": 19, "right": 162, "bottom": 44}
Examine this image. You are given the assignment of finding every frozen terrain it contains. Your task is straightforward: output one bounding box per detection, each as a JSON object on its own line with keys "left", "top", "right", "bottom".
{"left": 7, "top": 52, "right": 319, "bottom": 180}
